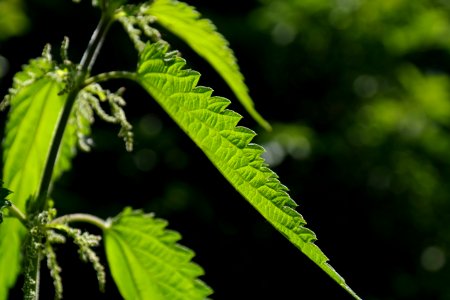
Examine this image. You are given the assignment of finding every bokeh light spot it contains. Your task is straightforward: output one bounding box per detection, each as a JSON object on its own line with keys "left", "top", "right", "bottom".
{"left": 262, "top": 141, "right": 286, "bottom": 167}
{"left": 133, "top": 148, "right": 157, "bottom": 171}
{"left": 139, "top": 114, "right": 162, "bottom": 137}
{"left": 421, "top": 246, "right": 446, "bottom": 272}
{"left": 271, "top": 22, "right": 297, "bottom": 46}
{"left": 354, "top": 75, "right": 378, "bottom": 98}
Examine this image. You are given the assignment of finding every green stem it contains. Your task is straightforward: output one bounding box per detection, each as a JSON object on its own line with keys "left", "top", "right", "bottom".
{"left": 80, "top": 14, "right": 114, "bottom": 74}
{"left": 23, "top": 234, "right": 42, "bottom": 300}
{"left": 35, "top": 13, "right": 114, "bottom": 213}
{"left": 8, "top": 203, "right": 27, "bottom": 226}
{"left": 26, "top": 7, "right": 115, "bottom": 300}
{"left": 51, "top": 213, "right": 108, "bottom": 230}
{"left": 84, "top": 71, "right": 138, "bottom": 87}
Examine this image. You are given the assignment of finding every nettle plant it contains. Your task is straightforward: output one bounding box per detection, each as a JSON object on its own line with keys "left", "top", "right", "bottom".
{"left": 0, "top": 0, "right": 362, "bottom": 299}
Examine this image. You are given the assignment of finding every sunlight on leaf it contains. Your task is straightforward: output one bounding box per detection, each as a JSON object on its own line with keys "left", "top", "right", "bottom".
{"left": 136, "top": 41, "right": 361, "bottom": 300}
{"left": 0, "top": 53, "right": 74, "bottom": 300}
{"left": 104, "top": 208, "right": 212, "bottom": 300}
{"left": 146, "top": 0, "right": 271, "bottom": 131}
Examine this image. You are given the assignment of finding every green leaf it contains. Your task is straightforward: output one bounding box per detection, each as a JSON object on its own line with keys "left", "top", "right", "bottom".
{"left": 146, "top": 0, "right": 271, "bottom": 131}
{"left": 2, "top": 62, "right": 69, "bottom": 208}
{"left": 0, "top": 54, "right": 74, "bottom": 299}
{"left": 0, "top": 222, "right": 21, "bottom": 300}
{"left": 136, "top": 42, "right": 361, "bottom": 300}
{"left": 104, "top": 208, "right": 212, "bottom": 300}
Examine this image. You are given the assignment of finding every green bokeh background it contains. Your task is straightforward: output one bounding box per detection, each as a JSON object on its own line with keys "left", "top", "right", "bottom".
{"left": 2, "top": 0, "right": 450, "bottom": 299}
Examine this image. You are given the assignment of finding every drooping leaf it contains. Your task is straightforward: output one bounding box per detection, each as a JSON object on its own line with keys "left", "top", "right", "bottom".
{"left": 0, "top": 53, "right": 76, "bottom": 299}
{"left": 136, "top": 42, "right": 361, "bottom": 299}
{"left": 104, "top": 208, "right": 212, "bottom": 300}
{"left": 145, "top": 0, "right": 271, "bottom": 131}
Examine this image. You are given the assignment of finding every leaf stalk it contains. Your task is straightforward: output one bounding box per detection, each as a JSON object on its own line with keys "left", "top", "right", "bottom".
{"left": 84, "top": 71, "right": 138, "bottom": 87}
{"left": 51, "top": 213, "right": 108, "bottom": 230}
{"left": 8, "top": 203, "right": 27, "bottom": 226}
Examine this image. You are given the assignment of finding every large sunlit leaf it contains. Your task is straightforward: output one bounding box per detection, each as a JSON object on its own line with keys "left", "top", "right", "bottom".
{"left": 145, "top": 0, "right": 271, "bottom": 131}
{"left": 0, "top": 55, "right": 74, "bottom": 299}
{"left": 136, "top": 42, "right": 361, "bottom": 299}
{"left": 104, "top": 208, "right": 212, "bottom": 300}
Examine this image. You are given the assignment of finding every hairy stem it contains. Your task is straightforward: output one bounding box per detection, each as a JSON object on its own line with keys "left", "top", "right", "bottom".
{"left": 23, "top": 234, "right": 42, "bottom": 300}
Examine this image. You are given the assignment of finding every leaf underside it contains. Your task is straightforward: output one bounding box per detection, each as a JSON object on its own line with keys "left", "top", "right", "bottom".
{"left": 104, "top": 208, "right": 212, "bottom": 300}
{"left": 0, "top": 56, "right": 75, "bottom": 299}
{"left": 136, "top": 42, "right": 361, "bottom": 300}
{"left": 146, "top": 0, "right": 271, "bottom": 131}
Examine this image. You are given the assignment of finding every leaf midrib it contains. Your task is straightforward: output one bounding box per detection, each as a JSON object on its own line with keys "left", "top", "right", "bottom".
{"left": 140, "top": 71, "right": 302, "bottom": 234}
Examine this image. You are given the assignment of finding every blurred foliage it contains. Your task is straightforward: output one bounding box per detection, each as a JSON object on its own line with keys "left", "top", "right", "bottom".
{"left": 0, "top": 0, "right": 28, "bottom": 80}
{"left": 0, "top": 0, "right": 28, "bottom": 41}
{"left": 250, "top": 0, "right": 450, "bottom": 299}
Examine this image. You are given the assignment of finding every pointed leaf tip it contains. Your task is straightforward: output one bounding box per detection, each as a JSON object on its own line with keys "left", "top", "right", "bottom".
{"left": 136, "top": 42, "right": 361, "bottom": 299}
{"left": 146, "top": 0, "right": 271, "bottom": 130}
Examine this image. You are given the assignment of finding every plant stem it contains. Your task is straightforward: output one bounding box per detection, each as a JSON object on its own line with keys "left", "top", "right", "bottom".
{"left": 8, "top": 203, "right": 27, "bottom": 226}
{"left": 80, "top": 14, "right": 113, "bottom": 75}
{"left": 84, "top": 70, "right": 138, "bottom": 87}
{"left": 35, "top": 13, "right": 114, "bottom": 213}
{"left": 23, "top": 234, "right": 42, "bottom": 300}
{"left": 26, "top": 8, "right": 115, "bottom": 300}
{"left": 51, "top": 213, "right": 109, "bottom": 230}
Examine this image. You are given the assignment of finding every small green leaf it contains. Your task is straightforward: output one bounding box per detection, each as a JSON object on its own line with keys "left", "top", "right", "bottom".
{"left": 136, "top": 42, "right": 361, "bottom": 299}
{"left": 104, "top": 208, "right": 212, "bottom": 300}
{"left": 146, "top": 0, "right": 271, "bottom": 130}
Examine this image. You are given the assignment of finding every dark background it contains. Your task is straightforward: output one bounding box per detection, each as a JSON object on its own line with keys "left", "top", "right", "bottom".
{"left": 2, "top": 0, "right": 450, "bottom": 299}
